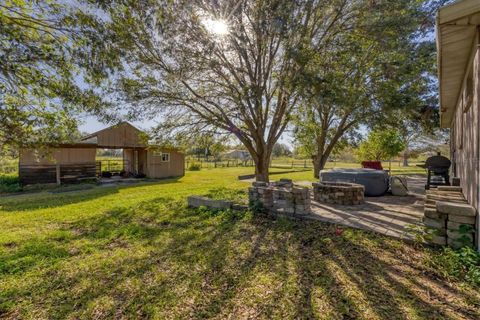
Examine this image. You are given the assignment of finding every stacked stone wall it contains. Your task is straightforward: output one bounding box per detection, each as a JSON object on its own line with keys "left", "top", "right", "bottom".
{"left": 424, "top": 186, "right": 477, "bottom": 248}
{"left": 312, "top": 182, "right": 364, "bottom": 205}
{"left": 248, "top": 179, "right": 311, "bottom": 217}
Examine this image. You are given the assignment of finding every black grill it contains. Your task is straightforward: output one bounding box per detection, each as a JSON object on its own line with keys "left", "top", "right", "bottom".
{"left": 417, "top": 155, "right": 451, "bottom": 190}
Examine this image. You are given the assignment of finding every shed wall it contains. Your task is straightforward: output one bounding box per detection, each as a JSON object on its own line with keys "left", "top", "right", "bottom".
{"left": 19, "top": 148, "right": 96, "bottom": 165}
{"left": 146, "top": 150, "right": 184, "bottom": 178}
{"left": 19, "top": 148, "right": 96, "bottom": 185}
{"left": 91, "top": 123, "right": 146, "bottom": 148}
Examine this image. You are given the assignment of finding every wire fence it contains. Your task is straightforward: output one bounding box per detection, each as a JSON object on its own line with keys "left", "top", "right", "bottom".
{"left": 1, "top": 158, "right": 426, "bottom": 175}
{"left": 184, "top": 158, "right": 315, "bottom": 169}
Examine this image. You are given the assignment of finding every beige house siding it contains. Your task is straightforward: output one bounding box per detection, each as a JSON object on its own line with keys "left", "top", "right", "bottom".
{"left": 450, "top": 37, "right": 480, "bottom": 250}
{"left": 451, "top": 42, "right": 479, "bottom": 209}
{"left": 146, "top": 150, "right": 185, "bottom": 178}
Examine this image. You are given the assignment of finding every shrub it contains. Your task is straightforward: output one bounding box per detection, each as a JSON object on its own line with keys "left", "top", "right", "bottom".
{"left": 249, "top": 199, "right": 265, "bottom": 214}
{"left": 188, "top": 163, "right": 201, "bottom": 171}
{"left": 427, "top": 246, "right": 480, "bottom": 288}
{"left": 0, "top": 175, "right": 22, "bottom": 193}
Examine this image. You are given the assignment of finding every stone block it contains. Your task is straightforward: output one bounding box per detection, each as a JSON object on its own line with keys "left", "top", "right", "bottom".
{"left": 437, "top": 186, "right": 462, "bottom": 192}
{"left": 447, "top": 221, "right": 475, "bottom": 231}
{"left": 425, "top": 226, "right": 446, "bottom": 236}
{"left": 423, "top": 217, "right": 446, "bottom": 229}
{"left": 187, "top": 196, "right": 232, "bottom": 210}
{"left": 283, "top": 207, "right": 295, "bottom": 214}
{"left": 429, "top": 235, "right": 447, "bottom": 246}
{"left": 448, "top": 215, "right": 476, "bottom": 224}
{"left": 424, "top": 208, "right": 447, "bottom": 220}
{"left": 436, "top": 201, "right": 476, "bottom": 217}
{"left": 292, "top": 186, "right": 308, "bottom": 194}
{"left": 295, "top": 210, "right": 309, "bottom": 215}
{"left": 447, "top": 238, "right": 473, "bottom": 250}
{"left": 447, "top": 230, "right": 474, "bottom": 241}
{"left": 253, "top": 181, "right": 267, "bottom": 187}
{"left": 232, "top": 204, "right": 249, "bottom": 211}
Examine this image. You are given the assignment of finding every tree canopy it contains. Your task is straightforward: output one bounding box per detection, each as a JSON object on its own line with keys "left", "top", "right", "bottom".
{"left": 292, "top": 0, "right": 445, "bottom": 176}
{"left": 0, "top": 0, "right": 112, "bottom": 153}
{"left": 356, "top": 129, "right": 406, "bottom": 162}
{"left": 79, "top": 0, "right": 395, "bottom": 181}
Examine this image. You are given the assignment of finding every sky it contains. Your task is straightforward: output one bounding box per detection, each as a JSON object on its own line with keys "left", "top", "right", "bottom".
{"left": 79, "top": 115, "right": 295, "bottom": 147}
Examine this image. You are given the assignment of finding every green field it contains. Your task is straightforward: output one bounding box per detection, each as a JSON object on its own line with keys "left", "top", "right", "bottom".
{"left": 0, "top": 167, "right": 478, "bottom": 319}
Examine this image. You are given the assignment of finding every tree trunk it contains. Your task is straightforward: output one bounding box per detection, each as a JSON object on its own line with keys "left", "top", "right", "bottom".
{"left": 254, "top": 154, "right": 270, "bottom": 182}
{"left": 313, "top": 157, "right": 320, "bottom": 179}
{"left": 312, "top": 154, "right": 329, "bottom": 179}
{"left": 402, "top": 152, "right": 409, "bottom": 167}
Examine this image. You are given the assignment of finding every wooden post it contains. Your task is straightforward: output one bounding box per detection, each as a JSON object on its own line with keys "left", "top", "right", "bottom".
{"left": 56, "top": 164, "right": 61, "bottom": 185}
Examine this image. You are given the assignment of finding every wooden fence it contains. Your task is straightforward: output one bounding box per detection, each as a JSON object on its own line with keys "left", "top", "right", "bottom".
{"left": 184, "top": 159, "right": 314, "bottom": 169}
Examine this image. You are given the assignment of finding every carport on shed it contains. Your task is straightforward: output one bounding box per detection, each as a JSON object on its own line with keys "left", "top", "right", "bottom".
{"left": 18, "top": 122, "right": 185, "bottom": 185}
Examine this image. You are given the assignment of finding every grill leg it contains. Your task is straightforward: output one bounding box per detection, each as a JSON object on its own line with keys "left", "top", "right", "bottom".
{"left": 425, "top": 170, "right": 431, "bottom": 190}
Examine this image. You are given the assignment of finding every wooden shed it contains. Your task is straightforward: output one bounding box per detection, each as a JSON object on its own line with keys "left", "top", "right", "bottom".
{"left": 18, "top": 122, "right": 185, "bottom": 184}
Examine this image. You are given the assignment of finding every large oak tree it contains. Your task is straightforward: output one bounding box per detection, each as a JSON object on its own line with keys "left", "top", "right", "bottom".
{"left": 292, "top": 0, "right": 446, "bottom": 177}
{"left": 82, "top": 0, "right": 377, "bottom": 181}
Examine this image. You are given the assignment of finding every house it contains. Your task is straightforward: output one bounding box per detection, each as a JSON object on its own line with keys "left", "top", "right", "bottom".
{"left": 223, "top": 149, "right": 251, "bottom": 160}
{"left": 18, "top": 122, "right": 185, "bottom": 184}
{"left": 436, "top": 0, "right": 480, "bottom": 249}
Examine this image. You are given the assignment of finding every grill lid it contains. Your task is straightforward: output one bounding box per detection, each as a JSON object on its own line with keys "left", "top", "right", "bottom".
{"left": 425, "top": 155, "right": 451, "bottom": 169}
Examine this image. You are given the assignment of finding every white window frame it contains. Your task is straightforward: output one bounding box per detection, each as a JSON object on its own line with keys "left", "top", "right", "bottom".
{"left": 161, "top": 153, "right": 170, "bottom": 162}
{"left": 152, "top": 151, "right": 170, "bottom": 162}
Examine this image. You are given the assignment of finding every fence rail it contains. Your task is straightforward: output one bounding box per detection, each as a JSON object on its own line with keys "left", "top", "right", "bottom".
{"left": 184, "top": 159, "right": 316, "bottom": 169}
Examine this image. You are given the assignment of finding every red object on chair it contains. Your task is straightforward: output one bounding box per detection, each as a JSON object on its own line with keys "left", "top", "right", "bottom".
{"left": 361, "top": 161, "right": 383, "bottom": 170}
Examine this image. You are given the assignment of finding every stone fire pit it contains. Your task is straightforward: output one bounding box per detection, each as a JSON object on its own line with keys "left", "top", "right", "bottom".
{"left": 312, "top": 181, "right": 365, "bottom": 205}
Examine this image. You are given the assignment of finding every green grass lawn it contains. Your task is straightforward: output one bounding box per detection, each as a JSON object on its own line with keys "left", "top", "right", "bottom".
{"left": 0, "top": 168, "right": 478, "bottom": 319}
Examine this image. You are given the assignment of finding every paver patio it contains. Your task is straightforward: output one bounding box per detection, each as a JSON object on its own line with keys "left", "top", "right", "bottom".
{"left": 307, "top": 175, "right": 426, "bottom": 240}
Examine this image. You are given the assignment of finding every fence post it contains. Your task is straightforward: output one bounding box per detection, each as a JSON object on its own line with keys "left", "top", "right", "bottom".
{"left": 304, "top": 160, "right": 306, "bottom": 168}
{"left": 56, "top": 164, "right": 61, "bottom": 185}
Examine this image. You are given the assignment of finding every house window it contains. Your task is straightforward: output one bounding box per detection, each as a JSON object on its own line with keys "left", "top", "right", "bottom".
{"left": 153, "top": 151, "right": 170, "bottom": 162}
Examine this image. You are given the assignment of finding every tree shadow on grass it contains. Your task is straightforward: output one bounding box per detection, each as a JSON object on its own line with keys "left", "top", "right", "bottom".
{"left": 2, "top": 199, "right": 480, "bottom": 319}
{"left": 0, "top": 177, "right": 183, "bottom": 212}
